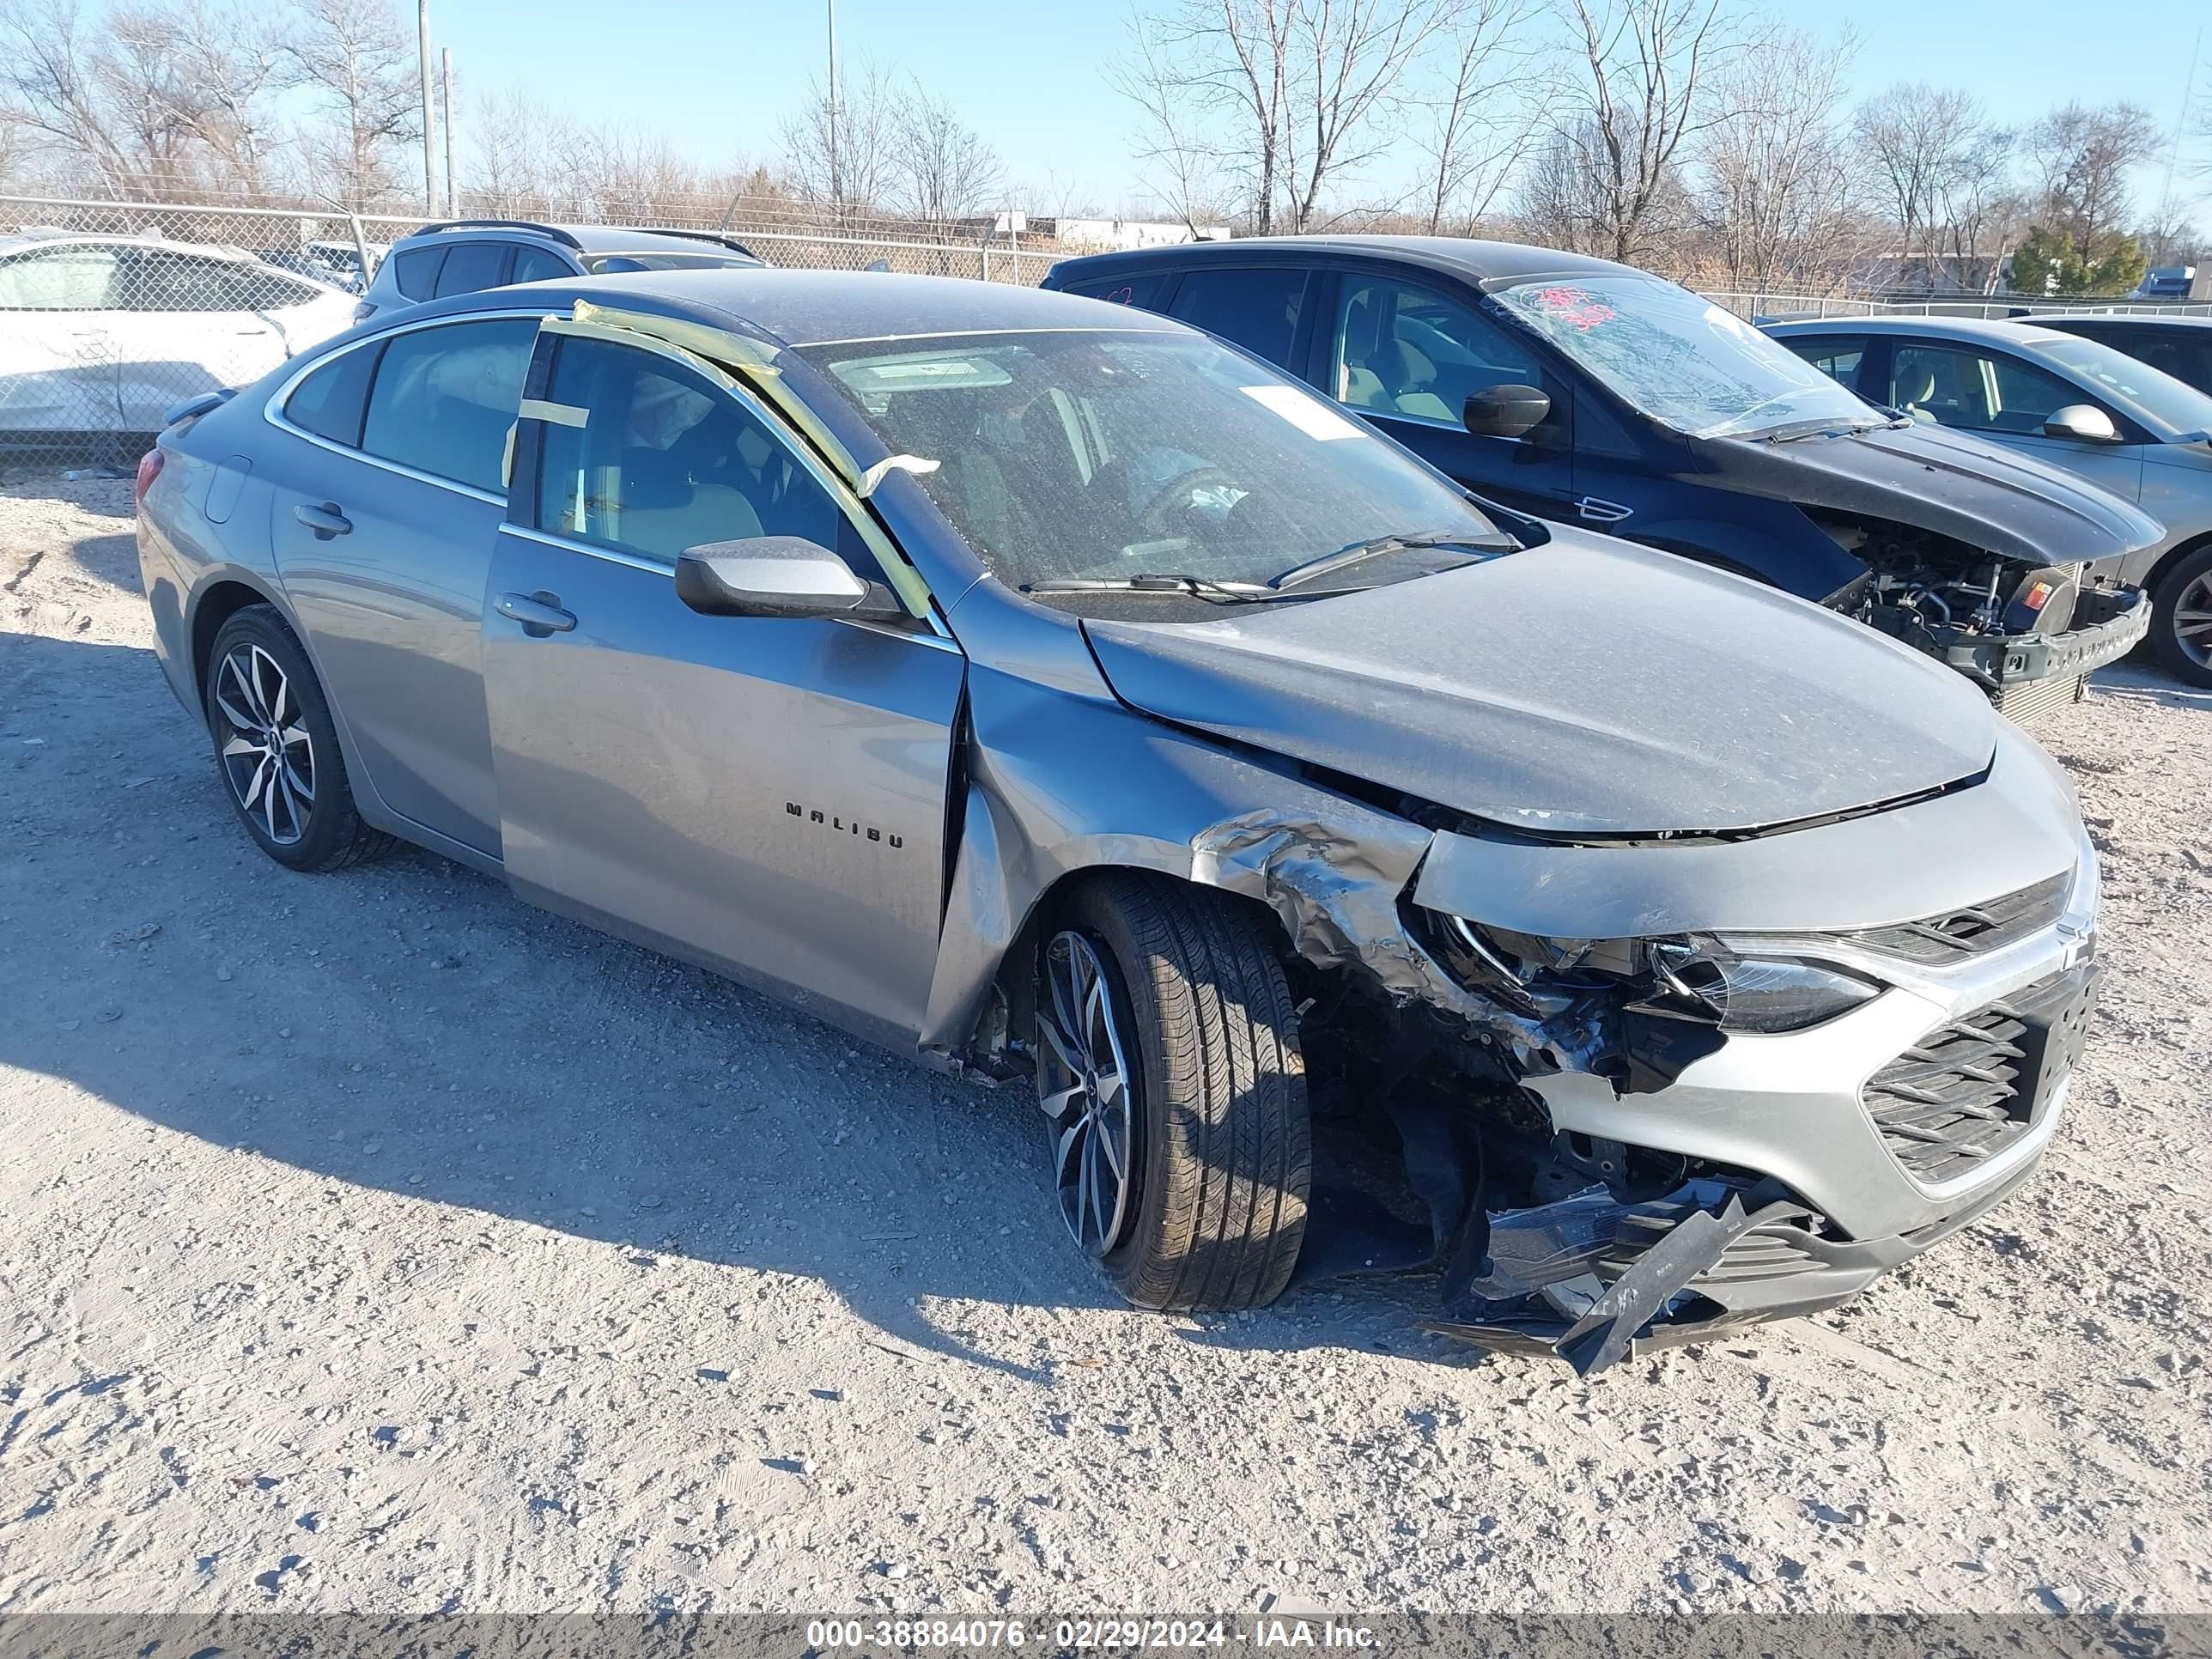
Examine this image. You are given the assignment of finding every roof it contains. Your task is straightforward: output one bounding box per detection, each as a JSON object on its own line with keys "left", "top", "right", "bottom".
{"left": 1047, "top": 234, "right": 1640, "bottom": 288}
{"left": 391, "top": 219, "right": 758, "bottom": 259}
{"left": 0, "top": 230, "right": 264, "bottom": 260}
{"left": 1765, "top": 314, "right": 2070, "bottom": 345}
{"left": 582, "top": 267, "right": 1189, "bottom": 348}
{"left": 2026, "top": 311, "right": 2212, "bottom": 331}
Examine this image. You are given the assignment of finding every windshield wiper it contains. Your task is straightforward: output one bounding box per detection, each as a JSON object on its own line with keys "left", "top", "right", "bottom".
{"left": 1020, "top": 573, "right": 1285, "bottom": 604}
{"left": 1270, "top": 528, "right": 1516, "bottom": 592}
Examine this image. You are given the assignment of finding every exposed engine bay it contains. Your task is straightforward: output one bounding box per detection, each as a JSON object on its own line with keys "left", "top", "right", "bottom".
{"left": 1808, "top": 511, "right": 2147, "bottom": 711}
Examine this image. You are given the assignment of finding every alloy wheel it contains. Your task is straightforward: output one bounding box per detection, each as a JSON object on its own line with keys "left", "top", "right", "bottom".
{"left": 213, "top": 643, "right": 315, "bottom": 846}
{"left": 2174, "top": 570, "right": 2212, "bottom": 670}
{"left": 1036, "top": 930, "right": 1139, "bottom": 1257}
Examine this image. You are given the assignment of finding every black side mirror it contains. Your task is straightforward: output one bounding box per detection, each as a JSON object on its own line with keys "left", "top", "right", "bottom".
{"left": 675, "top": 536, "right": 908, "bottom": 623}
{"left": 1463, "top": 384, "right": 1552, "bottom": 439}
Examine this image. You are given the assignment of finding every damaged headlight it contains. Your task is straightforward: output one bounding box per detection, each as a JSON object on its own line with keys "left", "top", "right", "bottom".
{"left": 1648, "top": 940, "right": 1878, "bottom": 1033}
{"left": 1424, "top": 914, "right": 1879, "bottom": 1035}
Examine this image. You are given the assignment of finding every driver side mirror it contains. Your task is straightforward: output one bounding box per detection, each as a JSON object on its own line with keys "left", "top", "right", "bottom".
{"left": 1463, "top": 384, "right": 1552, "bottom": 440}
{"left": 675, "top": 536, "right": 908, "bottom": 623}
{"left": 2043, "top": 404, "right": 2121, "bottom": 443}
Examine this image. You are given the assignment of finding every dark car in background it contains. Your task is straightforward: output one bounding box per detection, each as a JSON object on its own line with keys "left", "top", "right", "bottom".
{"left": 354, "top": 219, "right": 762, "bottom": 321}
{"left": 1768, "top": 315, "right": 2212, "bottom": 687}
{"left": 1043, "top": 236, "right": 2162, "bottom": 717}
{"left": 2021, "top": 313, "right": 2212, "bottom": 399}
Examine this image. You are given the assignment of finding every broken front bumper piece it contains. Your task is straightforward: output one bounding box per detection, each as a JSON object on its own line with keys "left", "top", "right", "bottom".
{"left": 1923, "top": 586, "right": 2149, "bottom": 713}
{"left": 1425, "top": 1146, "right": 2050, "bottom": 1375}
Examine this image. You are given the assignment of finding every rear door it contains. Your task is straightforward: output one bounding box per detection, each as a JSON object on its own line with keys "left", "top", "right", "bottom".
{"left": 107, "top": 250, "right": 326, "bottom": 427}
{"left": 481, "top": 323, "right": 966, "bottom": 1042}
{"left": 266, "top": 313, "right": 538, "bottom": 856}
{"left": 1314, "top": 269, "right": 1578, "bottom": 520}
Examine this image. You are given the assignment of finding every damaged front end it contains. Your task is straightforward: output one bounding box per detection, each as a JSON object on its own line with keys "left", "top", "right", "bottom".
{"left": 1809, "top": 511, "right": 2149, "bottom": 719}
{"left": 1193, "top": 774, "right": 2096, "bottom": 1376}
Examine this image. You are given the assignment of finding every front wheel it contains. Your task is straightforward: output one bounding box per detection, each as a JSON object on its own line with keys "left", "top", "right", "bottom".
{"left": 1035, "top": 874, "right": 1310, "bottom": 1310}
{"left": 2149, "top": 544, "right": 2212, "bottom": 689}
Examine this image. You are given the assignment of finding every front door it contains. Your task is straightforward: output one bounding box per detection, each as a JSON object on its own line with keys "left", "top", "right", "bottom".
{"left": 267, "top": 314, "right": 538, "bottom": 856}
{"left": 1882, "top": 339, "right": 2148, "bottom": 504}
{"left": 482, "top": 327, "right": 966, "bottom": 1042}
{"left": 1318, "top": 271, "right": 1580, "bottom": 520}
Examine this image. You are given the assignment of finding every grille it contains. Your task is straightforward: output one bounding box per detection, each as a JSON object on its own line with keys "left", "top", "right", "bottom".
{"left": 1599, "top": 1206, "right": 1826, "bottom": 1286}
{"left": 1844, "top": 872, "right": 2070, "bottom": 963}
{"left": 1863, "top": 1004, "right": 2034, "bottom": 1182}
{"left": 1996, "top": 672, "right": 2088, "bottom": 722}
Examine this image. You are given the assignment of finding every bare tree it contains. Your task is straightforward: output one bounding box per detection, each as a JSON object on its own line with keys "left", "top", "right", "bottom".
{"left": 884, "top": 81, "right": 1003, "bottom": 234}
{"left": 281, "top": 0, "right": 419, "bottom": 210}
{"left": 1415, "top": 0, "right": 1540, "bottom": 234}
{"left": 1115, "top": 0, "right": 1457, "bottom": 235}
{"left": 174, "top": 0, "right": 289, "bottom": 196}
{"left": 777, "top": 58, "right": 898, "bottom": 228}
{"left": 1544, "top": 0, "right": 1747, "bottom": 264}
{"left": 1, "top": 0, "right": 152, "bottom": 191}
{"left": 1692, "top": 25, "right": 1863, "bottom": 290}
{"left": 1932, "top": 125, "right": 2021, "bottom": 292}
{"left": 2023, "top": 101, "right": 2160, "bottom": 248}
{"left": 1853, "top": 82, "right": 1980, "bottom": 281}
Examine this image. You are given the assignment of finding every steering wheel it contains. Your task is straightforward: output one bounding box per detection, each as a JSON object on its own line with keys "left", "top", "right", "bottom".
{"left": 1134, "top": 465, "right": 1239, "bottom": 537}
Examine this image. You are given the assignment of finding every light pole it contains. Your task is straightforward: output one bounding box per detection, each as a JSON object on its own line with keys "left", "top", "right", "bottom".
{"left": 417, "top": 0, "right": 437, "bottom": 215}
{"left": 826, "top": 0, "right": 842, "bottom": 231}
{"left": 441, "top": 47, "right": 458, "bottom": 216}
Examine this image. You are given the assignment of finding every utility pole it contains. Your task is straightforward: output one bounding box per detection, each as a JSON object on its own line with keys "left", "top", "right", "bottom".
{"left": 441, "top": 47, "right": 458, "bottom": 216}
{"left": 417, "top": 0, "right": 437, "bottom": 216}
{"left": 825, "top": 0, "right": 842, "bottom": 230}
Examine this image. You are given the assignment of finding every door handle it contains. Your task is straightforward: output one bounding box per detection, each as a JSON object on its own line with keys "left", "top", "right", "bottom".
{"left": 495, "top": 591, "right": 577, "bottom": 635}
{"left": 292, "top": 501, "right": 351, "bottom": 538}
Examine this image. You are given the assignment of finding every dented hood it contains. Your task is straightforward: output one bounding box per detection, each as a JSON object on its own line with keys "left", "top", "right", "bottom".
{"left": 1692, "top": 421, "right": 2163, "bottom": 566}
{"left": 1082, "top": 536, "right": 1997, "bottom": 837}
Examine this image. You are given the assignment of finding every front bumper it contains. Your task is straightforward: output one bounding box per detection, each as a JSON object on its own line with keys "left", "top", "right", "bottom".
{"left": 1935, "top": 586, "right": 2150, "bottom": 705}
{"left": 1430, "top": 844, "right": 2100, "bottom": 1373}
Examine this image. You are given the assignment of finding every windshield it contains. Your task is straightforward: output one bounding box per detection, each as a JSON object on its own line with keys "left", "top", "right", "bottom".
{"left": 795, "top": 329, "right": 1504, "bottom": 596}
{"left": 1492, "top": 275, "right": 1875, "bottom": 438}
{"left": 2026, "top": 334, "right": 2212, "bottom": 436}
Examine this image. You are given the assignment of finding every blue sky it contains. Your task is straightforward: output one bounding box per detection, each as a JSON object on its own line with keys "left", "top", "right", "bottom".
{"left": 433, "top": 0, "right": 2211, "bottom": 221}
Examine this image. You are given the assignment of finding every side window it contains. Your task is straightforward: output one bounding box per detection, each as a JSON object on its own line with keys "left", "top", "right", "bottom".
{"left": 1890, "top": 343, "right": 2078, "bottom": 434}
{"left": 2132, "top": 331, "right": 2212, "bottom": 396}
{"left": 283, "top": 343, "right": 382, "bottom": 447}
{"left": 1061, "top": 270, "right": 1170, "bottom": 312}
{"left": 1782, "top": 338, "right": 1866, "bottom": 390}
{"left": 392, "top": 246, "right": 447, "bottom": 300}
{"left": 0, "top": 246, "right": 122, "bottom": 310}
{"left": 434, "top": 241, "right": 512, "bottom": 298}
{"left": 1333, "top": 276, "right": 1542, "bottom": 426}
{"left": 532, "top": 335, "right": 873, "bottom": 575}
{"left": 1165, "top": 267, "right": 1305, "bottom": 368}
{"left": 509, "top": 244, "right": 573, "bottom": 285}
{"left": 358, "top": 318, "right": 535, "bottom": 492}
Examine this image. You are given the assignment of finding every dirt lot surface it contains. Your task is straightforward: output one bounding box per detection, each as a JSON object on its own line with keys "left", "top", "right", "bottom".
{"left": 3, "top": 472, "right": 2209, "bottom": 1619}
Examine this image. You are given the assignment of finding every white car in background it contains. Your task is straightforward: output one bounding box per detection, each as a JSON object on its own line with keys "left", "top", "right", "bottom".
{"left": 0, "top": 231, "right": 359, "bottom": 444}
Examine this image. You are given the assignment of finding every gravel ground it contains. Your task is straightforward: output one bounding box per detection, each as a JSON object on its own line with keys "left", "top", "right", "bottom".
{"left": 2, "top": 472, "right": 2209, "bottom": 1619}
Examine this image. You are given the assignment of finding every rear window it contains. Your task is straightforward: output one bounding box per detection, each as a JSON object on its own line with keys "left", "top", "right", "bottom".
{"left": 283, "top": 343, "right": 382, "bottom": 447}
{"left": 392, "top": 246, "right": 446, "bottom": 300}
{"left": 1165, "top": 267, "right": 1307, "bottom": 368}
{"left": 434, "top": 241, "right": 512, "bottom": 297}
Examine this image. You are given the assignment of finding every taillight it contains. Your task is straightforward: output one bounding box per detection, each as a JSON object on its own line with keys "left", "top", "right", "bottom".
{"left": 134, "top": 448, "right": 164, "bottom": 509}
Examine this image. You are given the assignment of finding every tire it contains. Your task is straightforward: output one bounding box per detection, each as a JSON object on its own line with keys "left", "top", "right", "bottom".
{"left": 1035, "top": 872, "right": 1310, "bottom": 1311}
{"left": 203, "top": 605, "right": 393, "bottom": 872}
{"left": 2148, "top": 542, "right": 2212, "bottom": 689}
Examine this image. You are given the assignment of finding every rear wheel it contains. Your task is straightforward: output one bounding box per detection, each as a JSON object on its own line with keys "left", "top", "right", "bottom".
{"left": 2149, "top": 544, "right": 2212, "bottom": 688}
{"left": 204, "top": 605, "right": 392, "bottom": 872}
{"left": 1035, "top": 874, "right": 1310, "bottom": 1310}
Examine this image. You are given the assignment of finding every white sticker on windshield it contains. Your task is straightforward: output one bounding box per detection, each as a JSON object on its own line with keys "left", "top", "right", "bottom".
{"left": 1240, "top": 383, "right": 1362, "bottom": 440}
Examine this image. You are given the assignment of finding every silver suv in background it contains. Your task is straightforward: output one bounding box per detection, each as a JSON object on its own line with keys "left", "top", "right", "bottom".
{"left": 353, "top": 219, "right": 762, "bottom": 321}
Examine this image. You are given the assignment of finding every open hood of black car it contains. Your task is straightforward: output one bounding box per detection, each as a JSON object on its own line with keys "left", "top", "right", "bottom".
{"left": 1082, "top": 532, "right": 1998, "bottom": 839}
{"left": 1691, "top": 420, "right": 2163, "bottom": 566}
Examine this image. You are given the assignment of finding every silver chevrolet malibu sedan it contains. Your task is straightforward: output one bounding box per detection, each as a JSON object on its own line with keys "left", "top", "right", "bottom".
{"left": 136, "top": 270, "right": 2100, "bottom": 1372}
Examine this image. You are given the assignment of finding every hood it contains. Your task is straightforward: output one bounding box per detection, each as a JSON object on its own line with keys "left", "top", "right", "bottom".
{"left": 1692, "top": 420, "right": 2163, "bottom": 565}
{"left": 1081, "top": 535, "right": 1998, "bottom": 837}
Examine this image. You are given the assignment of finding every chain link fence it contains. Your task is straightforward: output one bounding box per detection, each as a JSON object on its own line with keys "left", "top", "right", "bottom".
{"left": 0, "top": 194, "right": 1059, "bottom": 463}
{"left": 7, "top": 192, "right": 2209, "bottom": 466}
